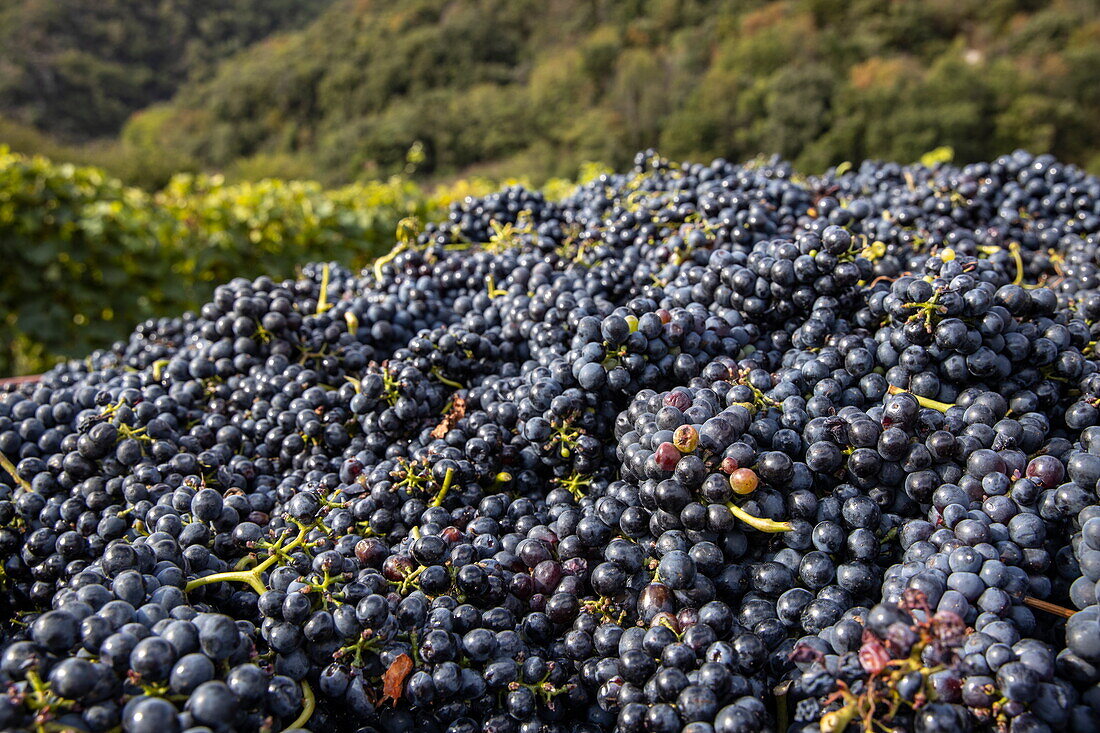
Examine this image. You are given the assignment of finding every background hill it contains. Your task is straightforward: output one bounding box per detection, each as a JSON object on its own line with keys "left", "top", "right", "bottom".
{"left": 0, "top": 0, "right": 333, "bottom": 140}
{"left": 2, "top": 0, "right": 1099, "bottom": 187}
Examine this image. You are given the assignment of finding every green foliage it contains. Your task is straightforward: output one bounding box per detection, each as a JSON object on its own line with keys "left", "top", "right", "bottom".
{"left": 5, "top": 0, "right": 1100, "bottom": 183}
{"left": 0, "top": 148, "right": 170, "bottom": 372}
{"left": 0, "top": 148, "right": 450, "bottom": 375}
{"left": 0, "top": 0, "right": 333, "bottom": 140}
{"left": 80, "top": 0, "right": 1100, "bottom": 182}
{"left": 920, "top": 146, "right": 955, "bottom": 168}
{"left": 0, "top": 115, "right": 189, "bottom": 189}
{"left": 154, "top": 174, "right": 438, "bottom": 290}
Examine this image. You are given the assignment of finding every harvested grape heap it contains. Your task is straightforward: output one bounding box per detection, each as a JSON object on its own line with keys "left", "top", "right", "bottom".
{"left": 3, "top": 150, "right": 1100, "bottom": 733}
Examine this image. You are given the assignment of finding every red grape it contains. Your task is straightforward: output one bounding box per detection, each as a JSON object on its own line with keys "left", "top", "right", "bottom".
{"left": 655, "top": 441, "right": 681, "bottom": 471}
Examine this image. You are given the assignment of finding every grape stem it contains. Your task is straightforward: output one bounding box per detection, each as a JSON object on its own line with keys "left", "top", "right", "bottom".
{"left": 429, "top": 467, "right": 456, "bottom": 508}
{"left": 725, "top": 502, "right": 792, "bottom": 533}
{"left": 316, "top": 264, "right": 333, "bottom": 315}
{"left": 885, "top": 385, "right": 953, "bottom": 413}
{"left": 0, "top": 448, "right": 30, "bottom": 491}
{"left": 1023, "top": 596, "right": 1075, "bottom": 618}
{"left": 773, "top": 680, "right": 791, "bottom": 733}
{"left": 184, "top": 521, "right": 313, "bottom": 595}
{"left": 373, "top": 242, "right": 407, "bottom": 281}
{"left": 485, "top": 274, "right": 508, "bottom": 299}
{"left": 1009, "top": 242, "right": 1024, "bottom": 286}
{"left": 430, "top": 367, "right": 463, "bottom": 389}
{"left": 282, "top": 680, "right": 315, "bottom": 732}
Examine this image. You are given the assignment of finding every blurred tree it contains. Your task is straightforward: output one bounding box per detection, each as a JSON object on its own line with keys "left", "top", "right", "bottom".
{"left": 0, "top": 0, "right": 333, "bottom": 139}
{"left": 6, "top": 0, "right": 1100, "bottom": 183}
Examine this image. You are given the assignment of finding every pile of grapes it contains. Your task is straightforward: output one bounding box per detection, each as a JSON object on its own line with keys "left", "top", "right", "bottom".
{"left": 3, "top": 150, "right": 1100, "bottom": 733}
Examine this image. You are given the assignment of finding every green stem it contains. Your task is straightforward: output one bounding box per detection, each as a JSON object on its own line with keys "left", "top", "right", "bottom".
{"left": 0, "top": 448, "right": 29, "bottom": 491}
{"left": 25, "top": 670, "right": 49, "bottom": 708}
{"left": 282, "top": 680, "right": 315, "bottom": 732}
{"left": 184, "top": 523, "right": 311, "bottom": 596}
{"left": 316, "top": 264, "right": 332, "bottom": 315}
{"left": 344, "top": 310, "right": 359, "bottom": 336}
{"left": 886, "top": 385, "right": 953, "bottom": 413}
{"left": 396, "top": 565, "right": 425, "bottom": 595}
{"left": 430, "top": 468, "right": 455, "bottom": 508}
{"left": 725, "top": 502, "right": 792, "bottom": 533}
{"left": 233, "top": 555, "right": 256, "bottom": 571}
{"left": 774, "top": 680, "right": 791, "bottom": 733}
{"left": 485, "top": 274, "right": 508, "bottom": 299}
{"left": 184, "top": 568, "right": 269, "bottom": 596}
{"left": 1009, "top": 242, "right": 1024, "bottom": 286}
{"left": 373, "top": 242, "right": 407, "bottom": 281}
{"left": 430, "top": 367, "right": 463, "bottom": 389}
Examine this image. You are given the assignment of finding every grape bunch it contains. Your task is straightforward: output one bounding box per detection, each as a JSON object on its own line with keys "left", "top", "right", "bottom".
{"left": 5, "top": 148, "right": 1100, "bottom": 733}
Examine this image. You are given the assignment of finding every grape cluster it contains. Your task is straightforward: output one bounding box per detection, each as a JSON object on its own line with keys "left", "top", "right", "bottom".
{"left": 4, "top": 148, "right": 1100, "bottom": 732}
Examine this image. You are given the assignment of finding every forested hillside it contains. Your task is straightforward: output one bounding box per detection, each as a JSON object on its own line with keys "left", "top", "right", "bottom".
{"left": 1, "top": 0, "right": 1098, "bottom": 185}
{"left": 122, "top": 0, "right": 1100, "bottom": 183}
{"left": 0, "top": 0, "right": 333, "bottom": 140}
